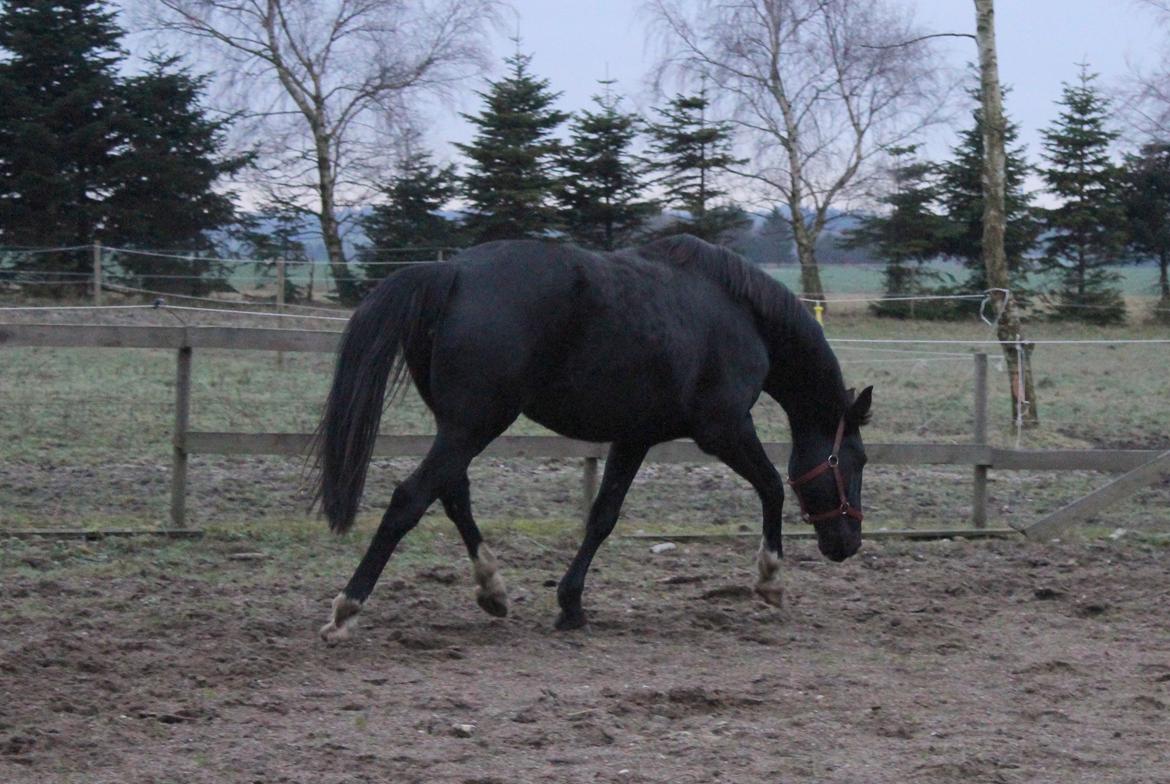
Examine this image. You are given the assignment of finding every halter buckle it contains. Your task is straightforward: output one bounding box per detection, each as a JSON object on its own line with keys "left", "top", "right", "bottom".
{"left": 788, "top": 416, "right": 863, "bottom": 525}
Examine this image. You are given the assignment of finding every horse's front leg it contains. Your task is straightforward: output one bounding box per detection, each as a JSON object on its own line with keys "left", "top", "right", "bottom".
{"left": 700, "top": 416, "right": 786, "bottom": 608}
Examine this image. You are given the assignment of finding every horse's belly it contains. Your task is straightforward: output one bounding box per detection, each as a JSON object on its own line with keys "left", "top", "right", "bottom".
{"left": 522, "top": 386, "right": 683, "bottom": 444}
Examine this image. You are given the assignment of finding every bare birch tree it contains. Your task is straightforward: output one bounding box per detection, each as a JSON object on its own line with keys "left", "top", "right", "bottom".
{"left": 974, "top": 0, "right": 1037, "bottom": 427}
{"left": 148, "top": 0, "right": 500, "bottom": 304}
{"left": 646, "top": 0, "right": 950, "bottom": 303}
{"left": 1129, "top": 0, "right": 1170, "bottom": 139}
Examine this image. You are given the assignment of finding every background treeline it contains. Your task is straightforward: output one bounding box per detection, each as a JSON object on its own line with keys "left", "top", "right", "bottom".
{"left": 1, "top": 1, "right": 1168, "bottom": 325}
{"left": 847, "top": 73, "right": 1170, "bottom": 325}
{"left": 0, "top": 4, "right": 793, "bottom": 300}
{"left": 0, "top": 0, "right": 250, "bottom": 295}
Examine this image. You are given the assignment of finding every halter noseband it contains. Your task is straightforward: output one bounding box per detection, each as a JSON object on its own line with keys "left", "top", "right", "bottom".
{"left": 787, "top": 416, "right": 864, "bottom": 525}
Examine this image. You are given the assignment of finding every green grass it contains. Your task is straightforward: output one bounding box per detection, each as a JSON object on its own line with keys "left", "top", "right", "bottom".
{"left": 1, "top": 304, "right": 1168, "bottom": 533}
{"left": 265, "top": 260, "right": 1168, "bottom": 298}
{"left": 0, "top": 513, "right": 562, "bottom": 589}
{"left": 822, "top": 310, "right": 1170, "bottom": 449}
{"left": 213, "top": 260, "right": 1167, "bottom": 305}
{"left": 767, "top": 262, "right": 1166, "bottom": 297}
{"left": 2, "top": 313, "right": 1166, "bottom": 461}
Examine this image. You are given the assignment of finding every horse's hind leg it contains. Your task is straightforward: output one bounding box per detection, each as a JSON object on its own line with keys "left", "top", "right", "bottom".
{"left": 441, "top": 475, "right": 509, "bottom": 618}
{"left": 555, "top": 441, "right": 649, "bottom": 631}
{"left": 320, "top": 429, "right": 484, "bottom": 643}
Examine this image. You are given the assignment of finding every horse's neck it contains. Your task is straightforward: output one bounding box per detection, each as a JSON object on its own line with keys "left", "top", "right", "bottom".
{"left": 766, "top": 321, "right": 845, "bottom": 434}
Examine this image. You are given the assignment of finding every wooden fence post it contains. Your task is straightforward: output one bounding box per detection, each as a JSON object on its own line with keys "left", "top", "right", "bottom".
{"left": 92, "top": 242, "right": 102, "bottom": 305}
{"left": 275, "top": 258, "right": 286, "bottom": 369}
{"left": 973, "top": 352, "right": 989, "bottom": 528}
{"left": 276, "top": 258, "right": 286, "bottom": 311}
{"left": 581, "top": 456, "right": 599, "bottom": 528}
{"left": 170, "top": 345, "right": 192, "bottom": 529}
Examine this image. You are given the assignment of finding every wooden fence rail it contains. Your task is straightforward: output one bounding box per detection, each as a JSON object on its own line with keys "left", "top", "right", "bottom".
{"left": 2, "top": 323, "right": 1164, "bottom": 539}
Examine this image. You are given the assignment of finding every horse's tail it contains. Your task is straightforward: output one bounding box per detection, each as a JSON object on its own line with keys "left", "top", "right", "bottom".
{"left": 314, "top": 263, "right": 457, "bottom": 533}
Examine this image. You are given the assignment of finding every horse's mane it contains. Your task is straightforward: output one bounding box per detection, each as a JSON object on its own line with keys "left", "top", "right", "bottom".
{"left": 635, "top": 234, "right": 849, "bottom": 424}
{"left": 635, "top": 234, "right": 811, "bottom": 342}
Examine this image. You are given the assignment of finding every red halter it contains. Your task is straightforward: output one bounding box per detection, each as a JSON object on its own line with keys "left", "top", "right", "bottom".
{"left": 787, "top": 416, "right": 864, "bottom": 525}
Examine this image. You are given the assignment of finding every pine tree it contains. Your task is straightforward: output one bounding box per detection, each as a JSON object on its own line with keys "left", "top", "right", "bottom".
{"left": 358, "top": 149, "right": 461, "bottom": 289}
{"left": 1123, "top": 142, "right": 1170, "bottom": 323}
{"left": 842, "top": 147, "right": 952, "bottom": 318}
{"left": 936, "top": 87, "right": 1039, "bottom": 298}
{"left": 644, "top": 88, "right": 747, "bottom": 243}
{"left": 106, "top": 54, "right": 250, "bottom": 294}
{"left": 456, "top": 51, "right": 568, "bottom": 243}
{"left": 0, "top": 2, "right": 247, "bottom": 297}
{"left": 723, "top": 207, "right": 795, "bottom": 265}
{"left": 234, "top": 207, "right": 311, "bottom": 304}
{"left": 1039, "top": 65, "right": 1128, "bottom": 324}
{"left": 557, "top": 81, "right": 655, "bottom": 250}
{"left": 0, "top": 0, "right": 124, "bottom": 288}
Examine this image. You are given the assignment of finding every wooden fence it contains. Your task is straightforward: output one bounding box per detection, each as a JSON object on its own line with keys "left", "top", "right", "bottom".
{"left": 3, "top": 322, "right": 1168, "bottom": 540}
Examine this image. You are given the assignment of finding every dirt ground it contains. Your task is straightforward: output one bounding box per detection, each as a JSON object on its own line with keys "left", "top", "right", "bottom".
{"left": 1, "top": 529, "right": 1167, "bottom": 784}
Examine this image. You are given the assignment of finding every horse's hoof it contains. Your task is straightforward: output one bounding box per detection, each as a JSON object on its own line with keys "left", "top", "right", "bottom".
{"left": 754, "top": 582, "right": 785, "bottom": 609}
{"left": 319, "top": 593, "right": 362, "bottom": 644}
{"left": 554, "top": 608, "right": 587, "bottom": 631}
{"left": 319, "top": 620, "right": 351, "bottom": 645}
{"left": 476, "top": 590, "right": 509, "bottom": 618}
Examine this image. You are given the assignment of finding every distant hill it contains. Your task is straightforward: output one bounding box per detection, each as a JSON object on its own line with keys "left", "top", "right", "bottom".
{"left": 224, "top": 205, "right": 878, "bottom": 265}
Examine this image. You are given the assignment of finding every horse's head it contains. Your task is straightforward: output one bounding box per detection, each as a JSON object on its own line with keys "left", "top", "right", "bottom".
{"left": 787, "top": 386, "right": 872, "bottom": 562}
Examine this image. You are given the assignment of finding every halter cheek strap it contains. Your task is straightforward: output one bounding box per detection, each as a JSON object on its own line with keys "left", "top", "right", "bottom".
{"left": 787, "top": 416, "right": 864, "bottom": 525}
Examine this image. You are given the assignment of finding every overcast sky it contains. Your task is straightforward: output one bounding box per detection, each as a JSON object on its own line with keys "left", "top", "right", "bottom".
{"left": 464, "top": 1, "right": 1165, "bottom": 163}
{"left": 121, "top": 1, "right": 1168, "bottom": 205}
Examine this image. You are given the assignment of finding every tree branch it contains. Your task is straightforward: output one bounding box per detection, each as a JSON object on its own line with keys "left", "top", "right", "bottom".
{"left": 859, "top": 32, "right": 976, "bottom": 49}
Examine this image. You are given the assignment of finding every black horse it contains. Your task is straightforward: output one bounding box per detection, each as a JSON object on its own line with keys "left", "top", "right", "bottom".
{"left": 316, "top": 235, "right": 872, "bottom": 641}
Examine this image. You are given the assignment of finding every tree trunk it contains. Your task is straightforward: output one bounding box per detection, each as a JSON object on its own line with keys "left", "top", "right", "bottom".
{"left": 1077, "top": 247, "right": 1086, "bottom": 297}
{"left": 319, "top": 204, "right": 358, "bottom": 305}
{"left": 308, "top": 256, "right": 317, "bottom": 303}
{"left": 1158, "top": 250, "right": 1170, "bottom": 324}
{"left": 792, "top": 212, "right": 826, "bottom": 306}
{"left": 797, "top": 239, "right": 826, "bottom": 305}
{"left": 312, "top": 126, "right": 361, "bottom": 306}
{"left": 976, "top": 0, "right": 1038, "bottom": 428}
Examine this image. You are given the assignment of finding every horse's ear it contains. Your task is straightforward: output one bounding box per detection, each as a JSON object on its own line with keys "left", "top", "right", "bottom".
{"left": 847, "top": 386, "right": 873, "bottom": 427}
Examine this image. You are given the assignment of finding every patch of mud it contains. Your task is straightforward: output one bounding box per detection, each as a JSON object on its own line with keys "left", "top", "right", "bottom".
{"left": 1, "top": 538, "right": 1167, "bottom": 784}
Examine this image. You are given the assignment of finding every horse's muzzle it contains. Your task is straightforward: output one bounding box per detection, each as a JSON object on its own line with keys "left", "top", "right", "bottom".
{"left": 820, "top": 542, "right": 856, "bottom": 562}
{"left": 814, "top": 517, "right": 862, "bottom": 562}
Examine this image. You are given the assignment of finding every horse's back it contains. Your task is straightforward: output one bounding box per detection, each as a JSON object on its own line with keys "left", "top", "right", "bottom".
{"left": 427, "top": 240, "right": 769, "bottom": 442}
{"left": 438, "top": 240, "right": 596, "bottom": 369}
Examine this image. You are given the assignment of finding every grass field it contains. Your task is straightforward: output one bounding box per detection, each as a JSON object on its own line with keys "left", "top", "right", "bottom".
{"left": 766, "top": 262, "right": 1169, "bottom": 297}
{"left": 256, "top": 260, "right": 1167, "bottom": 296}
{"left": 1, "top": 301, "right": 1168, "bottom": 535}
{"left": 79, "top": 255, "right": 1156, "bottom": 305}
{"left": 7, "top": 248, "right": 1165, "bottom": 304}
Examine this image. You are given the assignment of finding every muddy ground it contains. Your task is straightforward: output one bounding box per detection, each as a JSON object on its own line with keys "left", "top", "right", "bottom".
{"left": 1, "top": 530, "right": 1167, "bottom": 784}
